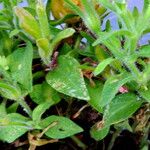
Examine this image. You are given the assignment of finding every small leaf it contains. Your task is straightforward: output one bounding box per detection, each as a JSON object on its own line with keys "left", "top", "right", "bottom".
{"left": 139, "top": 86, "right": 150, "bottom": 102}
{"left": 7, "top": 42, "right": 33, "bottom": 93}
{"left": 104, "top": 93, "right": 142, "bottom": 126}
{"left": 93, "top": 57, "right": 114, "bottom": 76}
{"left": 86, "top": 80, "right": 103, "bottom": 112}
{"left": 0, "top": 113, "right": 30, "bottom": 143}
{"left": 32, "top": 102, "right": 54, "bottom": 126}
{"left": 93, "top": 30, "right": 132, "bottom": 46}
{"left": 100, "top": 73, "right": 134, "bottom": 107}
{"left": 51, "top": 28, "right": 75, "bottom": 50}
{"left": 137, "top": 45, "right": 150, "bottom": 58}
{"left": 0, "top": 80, "right": 21, "bottom": 100}
{"left": 81, "top": 0, "right": 101, "bottom": 33}
{"left": 36, "top": 0, "right": 50, "bottom": 39}
{"left": 7, "top": 103, "right": 19, "bottom": 113}
{"left": 0, "top": 102, "right": 7, "bottom": 117}
{"left": 9, "top": 29, "right": 20, "bottom": 38}
{"left": 90, "top": 126, "right": 109, "bottom": 141}
{"left": 30, "top": 82, "right": 60, "bottom": 104}
{"left": 39, "top": 115, "right": 83, "bottom": 139}
{"left": 0, "top": 55, "right": 9, "bottom": 70}
{"left": 36, "top": 38, "right": 51, "bottom": 64}
{"left": 46, "top": 55, "right": 90, "bottom": 100}
{"left": 15, "top": 7, "right": 41, "bottom": 39}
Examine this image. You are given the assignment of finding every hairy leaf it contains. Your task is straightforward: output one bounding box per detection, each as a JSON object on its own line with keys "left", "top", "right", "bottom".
{"left": 93, "top": 57, "right": 114, "bottom": 76}
{"left": 0, "top": 113, "right": 31, "bottom": 143}
{"left": 46, "top": 55, "right": 90, "bottom": 100}
{"left": 103, "top": 93, "right": 142, "bottom": 126}
{"left": 100, "top": 73, "right": 134, "bottom": 107}
{"left": 30, "top": 82, "right": 60, "bottom": 104}
{"left": 7, "top": 42, "right": 33, "bottom": 94}
{"left": 40, "top": 115, "right": 83, "bottom": 139}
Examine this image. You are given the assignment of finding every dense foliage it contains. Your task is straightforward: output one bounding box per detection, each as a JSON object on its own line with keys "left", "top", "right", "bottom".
{"left": 0, "top": 0, "right": 149, "bottom": 150}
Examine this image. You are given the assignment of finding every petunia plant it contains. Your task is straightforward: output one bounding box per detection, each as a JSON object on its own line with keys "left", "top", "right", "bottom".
{"left": 0, "top": 0, "right": 149, "bottom": 150}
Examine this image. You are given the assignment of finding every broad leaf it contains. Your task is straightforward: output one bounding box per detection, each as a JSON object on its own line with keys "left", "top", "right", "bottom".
{"left": 100, "top": 73, "right": 134, "bottom": 107}
{"left": 30, "top": 82, "right": 60, "bottom": 104}
{"left": 0, "top": 113, "right": 30, "bottom": 143}
{"left": 93, "top": 57, "right": 114, "bottom": 76}
{"left": 39, "top": 115, "right": 83, "bottom": 139}
{"left": 7, "top": 42, "right": 33, "bottom": 93}
{"left": 103, "top": 93, "right": 142, "bottom": 126}
{"left": 46, "top": 55, "right": 90, "bottom": 100}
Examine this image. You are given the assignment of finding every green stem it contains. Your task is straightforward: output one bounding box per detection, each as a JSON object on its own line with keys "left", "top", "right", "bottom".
{"left": 80, "top": 64, "right": 95, "bottom": 71}
{"left": 74, "top": 36, "right": 82, "bottom": 49}
{"left": 107, "top": 130, "right": 120, "bottom": 150}
{"left": 126, "top": 62, "right": 141, "bottom": 80}
{"left": 71, "top": 136, "right": 87, "bottom": 150}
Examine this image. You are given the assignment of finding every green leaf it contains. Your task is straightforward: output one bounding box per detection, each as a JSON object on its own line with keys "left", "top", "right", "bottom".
{"left": 0, "top": 113, "right": 30, "bottom": 143}
{"left": 30, "top": 82, "right": 60, "bottom": 104}
{"left": 137, "top": 45, "right": 150, "bottom": 58}
{"left": 36, "top": 38, "right": 51, "bottom": 64}
{"left": 139, "top": 86, "right": 150, "bottom": 102}
{"left": 143, "top": 0, "right": 150, "bottom": 13}
{"left": 90, "top": 126, "right": 109, "bottom": 141}
{"left": 93, "top": 57, "right": 114, "bottom": 76}
{"left": 86, "top": 80, "right": 103, "bottom": 112}
{"left": 64, "top": 0, "right": 84, "bottom": 18}
{"left": 9, "top": 29, "right": 20, "bottom": 38}
{"left": 7, "top": 103, "right": 19, "bottom": 113}
{"left": 15, "top": 7, "right": 41, "bottom": 39}
{"left": 40, "top": 115, "right": 83, "bottom": 139}
{"left": 46, "top": 55, "right": 90, "bottom": 100}
{"left": 7, "top": 42, "right": 33, "bottom": 93}
{"left": 51, "top": 28, "right": 75, "bottom": 50}
{"left": 0, "top": 80, "right": 21, "bottom": 100}
{"left": 0, "top": 55, "right": 9, "bottom": 70}
{"left": 81, "top": 0, "right": 101, "bottom": 33}
{"left": 32, "top": 102, "right": 54, "bottom": 127}
{"left": 103, "top": 93, "right": 142, "bottom": 126}
{"left": 65, "top": 0, "right": 101, "bottom": 33}
{"left": 93, "top": 30, "right": 132, "bottom": 46}
{"left": 50, "top": 14, "right": 78, "bottom": 26}
{"left": 36, "top": 0, "right": 50, "bottom": 39}
{"left": 100, "top": 73, "right": 134, "bottom": 107}
{"left": 0, "top": 102, "right": 7, "bottom": 117}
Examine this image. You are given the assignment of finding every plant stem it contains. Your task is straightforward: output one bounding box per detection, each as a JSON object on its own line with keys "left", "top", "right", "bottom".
{"left": 126, "top": 62, "right": 141, "bottom": 79}
{"left": 107, "top": 130, "right": 120, "bottom": 150}
{"left": 71, "top": 136, "right": 87, "bottom": 150}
